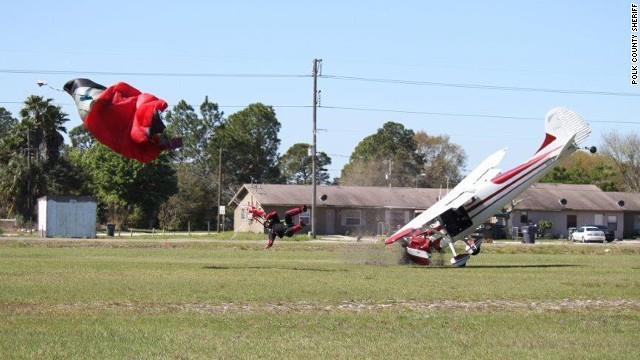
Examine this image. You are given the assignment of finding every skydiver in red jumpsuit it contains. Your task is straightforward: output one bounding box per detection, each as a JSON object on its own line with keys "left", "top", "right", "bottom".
{"left": 248, "top": 205, "right": 307, "bottom": 249}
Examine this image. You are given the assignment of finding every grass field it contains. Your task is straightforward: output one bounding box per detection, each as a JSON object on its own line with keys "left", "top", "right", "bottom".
{"left": 0, "top": 238, "right": 638, "bottom": 359}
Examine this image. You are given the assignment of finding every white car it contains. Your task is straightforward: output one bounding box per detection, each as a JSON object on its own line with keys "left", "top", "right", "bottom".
{"left": 571, "top": 226, "right": 606, "bottom": 243}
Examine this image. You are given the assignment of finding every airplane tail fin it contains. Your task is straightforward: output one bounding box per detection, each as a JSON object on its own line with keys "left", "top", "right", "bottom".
{"left": 535, "top": 107, "right": 591, "bottom": 154}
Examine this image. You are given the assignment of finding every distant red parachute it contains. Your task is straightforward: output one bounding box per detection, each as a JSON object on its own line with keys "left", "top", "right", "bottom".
{"left": 64, "top": 79, "right": 182, "bottom": 163}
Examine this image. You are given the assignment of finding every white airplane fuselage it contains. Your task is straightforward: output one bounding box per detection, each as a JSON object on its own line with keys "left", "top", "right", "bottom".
{"left": 385, "top": 107, "right": 592, "bottom": 266}
{"left": 451, "top": 149, "right": 563, "bottom": 242}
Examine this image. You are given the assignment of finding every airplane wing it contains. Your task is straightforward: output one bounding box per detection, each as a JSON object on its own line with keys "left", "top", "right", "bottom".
{"left": 437, "top": 148, "right": 506, "bottom": 206}
{"left": 385, "top": 148, "right": 507, "bottom": 243}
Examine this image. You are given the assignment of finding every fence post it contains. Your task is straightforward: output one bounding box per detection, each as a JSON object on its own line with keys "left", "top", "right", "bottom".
{"left": 188, "top": 221, "right": 191, "bottom": 236}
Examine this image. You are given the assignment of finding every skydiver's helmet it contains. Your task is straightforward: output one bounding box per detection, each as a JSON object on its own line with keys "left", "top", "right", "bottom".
{"left": 148, "top": 110, "right": 183, "bottom": 150}
{"left": 263, "top": 211, "right": 279, "bottom": 229}
{"left": 149, "top": 110, "right": 166, "bottom": 139}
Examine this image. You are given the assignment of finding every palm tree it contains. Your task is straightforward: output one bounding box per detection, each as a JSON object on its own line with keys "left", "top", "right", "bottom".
{"left": 19, "top": 96, "right": 68, "bottom": 162}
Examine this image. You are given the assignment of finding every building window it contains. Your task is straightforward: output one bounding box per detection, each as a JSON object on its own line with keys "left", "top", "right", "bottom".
{"left": 388, "top": 210, "right": 406, "bottom": 229}
{"left": 607, "top": 215, "right": 618, "bottom": 231}
{"left": 567, "top": 215, "right": 577, "bottom": 228}
{"left": 342, "top": 210, "right": 362, "bottom": 226}
{"left": 520, "top": 211, "right": 528, "bottom": 224}
{"left": 594, "top": 214, "right": 604, "bottom": 226}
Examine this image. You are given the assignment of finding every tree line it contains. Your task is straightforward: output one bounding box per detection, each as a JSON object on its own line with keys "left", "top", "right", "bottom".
{"left": 0, "top": 97, "right": 332, "bottom": 230}
{"left": 0, "top": 96, "right": 635, "bottom": 229}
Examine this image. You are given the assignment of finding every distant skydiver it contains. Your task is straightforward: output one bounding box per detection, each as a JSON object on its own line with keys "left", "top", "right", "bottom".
{"left": 248, "top": 205, "right": 307, "bottom": 249}
{"left": 64, "top": 78, "right": 182, "bottom": 163}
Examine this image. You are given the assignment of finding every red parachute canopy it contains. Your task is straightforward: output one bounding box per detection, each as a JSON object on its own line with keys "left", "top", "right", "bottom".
{"left": 64, "top": 79, "right": 181, "bottom": 163}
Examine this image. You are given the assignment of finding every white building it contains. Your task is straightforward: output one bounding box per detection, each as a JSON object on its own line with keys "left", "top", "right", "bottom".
{"left": 37, "top": 196, "right": 97, "bottom": 238}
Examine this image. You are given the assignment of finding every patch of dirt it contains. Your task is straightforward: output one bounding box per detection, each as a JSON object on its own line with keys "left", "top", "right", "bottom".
{"left": 3, "top": 299, "right": 639, "bottom": 315}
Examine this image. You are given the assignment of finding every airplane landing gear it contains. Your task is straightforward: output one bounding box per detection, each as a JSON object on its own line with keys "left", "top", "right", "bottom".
{"left": 448, "top": 238, "right": 478, "bottom": 267}
{"left": 464, "top": 238, "right": 483, "bottom": 256}
{"left": 450, "top": 254, "right": 470, "bottom": 267}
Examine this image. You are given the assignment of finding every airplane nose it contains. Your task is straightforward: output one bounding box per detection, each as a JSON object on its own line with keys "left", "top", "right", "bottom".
{"left": 384, "top": 228, "right": 413, "bottom": 244}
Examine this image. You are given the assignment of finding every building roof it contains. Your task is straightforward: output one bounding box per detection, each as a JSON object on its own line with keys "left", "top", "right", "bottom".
{"left": 230, "top": 184, "right": 444, "bottom": 209}
{"left": 512, "top": 183, "right": 629, "bottom": 212}
{"left": 602, "top": 192, "right": 640, "bottom": 211}
{"left": 37, "top": 195, "right": 96, "bottom": 203}
{"left": 229, "top": 183, "right": 640, "bottom": 212}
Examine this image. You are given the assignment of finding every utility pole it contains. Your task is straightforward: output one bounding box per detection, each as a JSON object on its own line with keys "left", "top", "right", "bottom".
{"left": 26, "top": 126, "right": 32, "bottom": 230}
{"left": 217, "top": 147, "right": 222, "bottom": 232}
{"left": 384, "top": 159, "right": 393, "bottom": 188}
{"left": 311, "top": 58, "right": 322, "bottom": 239}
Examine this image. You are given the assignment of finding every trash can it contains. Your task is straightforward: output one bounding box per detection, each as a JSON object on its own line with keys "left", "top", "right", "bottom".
{"left": 521, "top": 226, "right": 529, "bottom": 243}
{"left": 522, "top": 225, "right": 535, "bottom": 244}
{"left": 106, "top": 224, "right": 115, "bottom": 237}
{"left": 529, "top": 227, "right": 536, "bottom": 244}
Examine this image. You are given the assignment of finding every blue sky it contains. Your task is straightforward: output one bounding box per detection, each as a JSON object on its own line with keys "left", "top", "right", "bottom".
{"left": 1, "top": 1, "right": 636, "bottom": 180}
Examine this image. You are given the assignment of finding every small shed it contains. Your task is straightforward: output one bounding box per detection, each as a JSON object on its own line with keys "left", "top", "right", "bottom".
{"left": 37, "top": 196, "right": 97, "bottom": 238}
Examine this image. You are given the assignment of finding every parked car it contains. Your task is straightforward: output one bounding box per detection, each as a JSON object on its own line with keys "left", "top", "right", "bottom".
{"left": 584, "top": 225, "right": 615, "bottom": 242}
{"left": 570, "top": 226, "right": 606, "bottom": 243}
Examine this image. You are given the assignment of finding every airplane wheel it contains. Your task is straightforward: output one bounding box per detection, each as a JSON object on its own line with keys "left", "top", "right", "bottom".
{"left": 451, "top": 255, "right": 470, "bottom": 267}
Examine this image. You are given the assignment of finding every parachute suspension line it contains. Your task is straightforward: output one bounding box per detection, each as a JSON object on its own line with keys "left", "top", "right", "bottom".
{"left": 36, "top": 80, "right": 64, "bottom": 92}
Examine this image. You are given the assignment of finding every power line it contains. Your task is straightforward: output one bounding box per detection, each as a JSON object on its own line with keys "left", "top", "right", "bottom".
{"left": 323, "top": 130, "right": 539, "bottom": 140}
{"left": 321, "top": 74, "right": 640, "bottom": 97}
{"left": 319, "top": 105, "right": 640, "bottom": 125}
{"left": 3, "top": 68, "right": 638, "bottom": 97}
{"left": 0, "top": 68, "right": 310, "bottom": 79}
{"left": 321, "top": 105, "right": 539, "bottom": 120}
{"left": 0, "top": 101, "right": 311, "bottom": 109}
{"left": 3, "top": 99, "right": 637, "bottom": 125}
{"left": 218, "top": 105, "right": 312, "bottom": 109}
{"left": 4, "top": 68, "right": 637, "bottom": 97}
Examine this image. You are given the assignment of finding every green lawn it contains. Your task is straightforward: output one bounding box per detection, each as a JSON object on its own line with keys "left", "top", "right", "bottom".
{"left": 0, "top": 239, "right": 638, "bottom": 359}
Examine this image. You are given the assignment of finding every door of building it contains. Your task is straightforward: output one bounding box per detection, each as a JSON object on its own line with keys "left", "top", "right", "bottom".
{"left": 326, "top": 209, "right": 335, "bottom": 234}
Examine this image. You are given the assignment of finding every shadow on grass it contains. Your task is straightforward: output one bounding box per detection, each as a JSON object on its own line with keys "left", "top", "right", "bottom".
{"left": 203, "top": 265, "right": 348, "bottom": 272}
{"left": 411, "top": 264, "right": 584, "bottom": 269}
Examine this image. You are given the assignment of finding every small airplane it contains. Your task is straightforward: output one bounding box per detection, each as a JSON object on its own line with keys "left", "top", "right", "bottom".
{"left": 384, "top": 107, "right": 592, "bottom": 267}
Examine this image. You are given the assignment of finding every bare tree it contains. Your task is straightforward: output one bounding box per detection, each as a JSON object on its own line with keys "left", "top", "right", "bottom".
{"left": 340, "top": 159, "right": 390, "bottom": 187}
{"left": 601, "top": 131, "right": 640, "bottom": 192}
{"left": 414, "top": 131, "right": 466, "bottom": 188}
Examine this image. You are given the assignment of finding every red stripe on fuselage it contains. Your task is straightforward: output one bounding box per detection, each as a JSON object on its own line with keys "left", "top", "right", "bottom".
{"left": 467, "top": 156, "right": 553, "bottom": 214}
{"left": 490, "top": 146, "right": 560, "bottom": 185}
